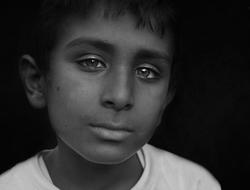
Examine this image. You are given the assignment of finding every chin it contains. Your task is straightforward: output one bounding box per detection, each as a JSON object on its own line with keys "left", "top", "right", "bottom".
{"left": 88, "top": 154, "right": 134, "bottom": 165}
{"left": 80, "top": 147, "right": 137, "bottom": 165}
{"left": 59, "top": 136, "right": 139, "bottom": 165}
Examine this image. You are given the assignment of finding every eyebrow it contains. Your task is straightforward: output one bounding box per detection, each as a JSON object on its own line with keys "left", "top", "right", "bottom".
{"left": 65, "top": 37, "right": 115, "bottom": 54}
{"left": 135, "top": 49, "right": 172, "bottom": 63}
{"left": 65, "top": 37, "right": 171, "bottom": 63}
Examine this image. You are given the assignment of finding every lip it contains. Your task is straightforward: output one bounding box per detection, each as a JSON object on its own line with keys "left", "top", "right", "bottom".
{"left": 91, "top": 122, "right": 133, "bottom": 132}
{"left": 89, "top": 123, "right": 133, "bottom": 141}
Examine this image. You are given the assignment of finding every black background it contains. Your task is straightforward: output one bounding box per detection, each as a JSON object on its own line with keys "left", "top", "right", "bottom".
{"left": 0, "top": 1, "right": 249, "bottom": 189}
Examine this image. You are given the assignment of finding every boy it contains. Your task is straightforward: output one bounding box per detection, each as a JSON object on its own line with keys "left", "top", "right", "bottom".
{"left": 0, "top": 0, "right": 221, "bottom": 189}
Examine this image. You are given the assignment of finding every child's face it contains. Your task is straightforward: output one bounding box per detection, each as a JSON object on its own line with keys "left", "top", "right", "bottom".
{"left": 45, "top": 11, "right": 173, "bottom": 164}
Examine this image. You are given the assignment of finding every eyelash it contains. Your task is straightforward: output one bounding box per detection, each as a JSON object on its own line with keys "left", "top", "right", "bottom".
{"left": 76, "top": 57, "right": 106, "bottom": 72}
{"left": 75, "top": 57, "right": 161, "bottom": 80}
{"left": 135, "top": 66, "right": 161, "bottom": 80}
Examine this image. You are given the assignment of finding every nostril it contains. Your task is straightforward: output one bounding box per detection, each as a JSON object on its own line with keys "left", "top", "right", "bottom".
{"left": 123, "top": 103, "right": 132, "bottom": 111}
{"left": 102, "top": 99, "right": 133, "bottom": 111}
{"left": 100, "top": 77, "right": 134, "bottom": 111}
{"left": 104, "top": 100, "right": 115, "bottom": 108}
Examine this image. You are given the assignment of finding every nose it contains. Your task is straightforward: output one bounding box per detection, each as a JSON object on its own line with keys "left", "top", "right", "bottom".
{"left": 100, "top": 67, "right": 134, "bottom": 111}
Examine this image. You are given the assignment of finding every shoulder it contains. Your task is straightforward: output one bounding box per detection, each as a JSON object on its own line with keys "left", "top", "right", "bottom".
{"left": 143, "top": 144, "right": 221, "bottom": 190}
{"left": 0, "top": 156, "right": 39, "bottom": 190}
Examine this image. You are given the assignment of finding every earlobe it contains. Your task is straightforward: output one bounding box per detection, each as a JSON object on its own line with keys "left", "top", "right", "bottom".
{"left": 165, "top": 89, "right": 175, "bottom": 107}
{"left": 19, "top": 55, "right": 47, "bottom": 108}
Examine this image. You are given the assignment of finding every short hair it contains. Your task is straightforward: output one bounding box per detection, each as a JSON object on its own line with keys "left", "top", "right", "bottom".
{"left": 20, "top": 0, "right": 179, "bottom": 91}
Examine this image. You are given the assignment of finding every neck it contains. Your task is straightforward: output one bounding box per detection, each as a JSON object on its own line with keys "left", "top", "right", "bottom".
{"left": 43, "top": 139, "right": 143, "bottom": 190}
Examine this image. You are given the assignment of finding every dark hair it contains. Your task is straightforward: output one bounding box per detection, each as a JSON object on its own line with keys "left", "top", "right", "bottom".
{"left": 20, "top": 0, "right": 179, "bottom": 91}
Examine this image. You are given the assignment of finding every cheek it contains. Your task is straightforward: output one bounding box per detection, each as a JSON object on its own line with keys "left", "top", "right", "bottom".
{"left": 135, "top": 84, "right": 168, "bottom": 134}
{"left": 46, "top": 73, "right": 99, "bottom": 132}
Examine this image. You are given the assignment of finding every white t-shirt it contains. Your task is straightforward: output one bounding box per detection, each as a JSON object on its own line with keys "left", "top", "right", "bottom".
{"left": 0, "top": 144, "right": 221, "bottom": 190}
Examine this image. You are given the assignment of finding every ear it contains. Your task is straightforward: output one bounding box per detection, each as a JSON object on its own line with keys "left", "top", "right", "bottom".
{"left": 164, "top": 88, "right": 176, "bottom": 107}
{"left": 167, "top": 89, "right": 175, "bottom": 105}
{"left": 19, "top": 55, "right": 47, "bottom": 108}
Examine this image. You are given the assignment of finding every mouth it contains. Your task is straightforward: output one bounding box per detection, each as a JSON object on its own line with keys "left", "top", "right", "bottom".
{"left": 89, "top": 122, "right": 133, "bottom": 141}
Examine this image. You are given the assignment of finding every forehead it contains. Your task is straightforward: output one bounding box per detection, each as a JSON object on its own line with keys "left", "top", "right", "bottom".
{"left": 54, "top": 11, "right": 174, "bottom": 58}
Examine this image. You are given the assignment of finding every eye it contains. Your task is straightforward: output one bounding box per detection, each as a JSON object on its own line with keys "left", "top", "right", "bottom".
{"left": 75, "top": 56, "right": 106, "bottom": 72}
{"left": 136, "top": 66, "right": 160, "bottom": 80}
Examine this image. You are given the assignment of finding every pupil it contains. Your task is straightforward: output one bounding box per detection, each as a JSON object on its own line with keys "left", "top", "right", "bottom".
{"left": 89, "top": 59, "right": 96, "bottom": 66}
{"left": 140, "top": 68, "right": 149, "bottom": 76}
